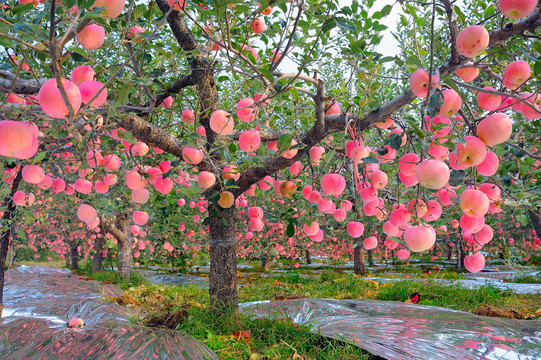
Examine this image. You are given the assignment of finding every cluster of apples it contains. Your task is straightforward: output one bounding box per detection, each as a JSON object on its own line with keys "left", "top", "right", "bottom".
{"left": 37, "top": 65, "right": 107, "bottom": 119}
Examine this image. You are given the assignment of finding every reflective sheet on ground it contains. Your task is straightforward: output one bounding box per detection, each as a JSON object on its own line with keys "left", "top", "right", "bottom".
{"left": 0, "top": 265, "right": 218, "bottom": 360}
{"left": 242, "top": 298, "right": 541, "bottom": 360}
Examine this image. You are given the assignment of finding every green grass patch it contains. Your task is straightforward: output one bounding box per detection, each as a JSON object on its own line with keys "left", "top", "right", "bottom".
{"left": 87, "top": 270, "right": 147, "bottom": 290}
{"left": 179, "top": 307, "right": 373, "bottom": 359}
{"left": 505, "top": 274, "right": 541, "bottom": 284}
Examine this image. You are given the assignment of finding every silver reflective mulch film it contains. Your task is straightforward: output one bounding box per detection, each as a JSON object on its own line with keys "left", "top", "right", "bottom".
{"left": 0, "top": 266, "right": 218, "bottom": 360}
{"left": 242, "top": 298, "right": 541, "bottom": 360}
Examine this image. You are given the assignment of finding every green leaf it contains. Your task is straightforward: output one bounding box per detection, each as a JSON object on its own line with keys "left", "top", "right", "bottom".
{"left": 322, "top": 19, "right": 336, "bottom": 34}
{"left": 405, "top": 55, "right": 422, "bottom": 68}
{"left": 220, "top": 218, "right": 229, "bottom": 227}
{"left": 259, "top": 67, "right": 274, "bottom": 81}
{"left": 116, "top": 129, "right": 137, "bottom": 144}
{"left": 32, "top": 151, "right": 47, "bottom": 164}
{"left": 335, "top": 19, "right": 355, "bottom": 32}
{"left": 441, "top": 75, "right": 466, "bottom": 101}
{"left": 277, "top": 134, "right": 292, "bottom": 152}
{"left": 427, "top": 90, "right": 444, "bottom": 117}
{"left": 386, "top": 132, "right": 402, "bottom": 150}
{"left": 449, "top": 170, "right": 466, "bottom": 186}
{"left": 79, "top": 0, "right": 98, "bottom": 10}
{"left": 12, "top": 3, "right": 34, "bottom": 15}
{"left": 229, "top": 143, "right": 237, "bottom": 153}
{"left": 380, "top": 4, "right": 392, "bottom": 17}
{"left": 289, "top": 86, "right": 299, "bottom": 99}
{"left": 11, "top": 22, "right": 35, "bottom": 34}
{"left": 363, "top": 156, "right": 378, "bottom": 163}
{"left": 453, "top": 5, "right": 465, "bottom": 23}
{"left": 286, "top": 223, "right": 295, "bottom": 237}
{"left": 534, "top": 60, "right": 541, "bottom": 78}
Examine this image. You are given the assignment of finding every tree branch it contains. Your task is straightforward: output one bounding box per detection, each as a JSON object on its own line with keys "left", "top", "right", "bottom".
{"left": 154, "top": 74, "right": 195, "bottom": 107}
{"left": 117, "top": 114, "right": 185, "bottom": 158}
{"left": 0, "top": 74, "right": 47, "bottom": 94}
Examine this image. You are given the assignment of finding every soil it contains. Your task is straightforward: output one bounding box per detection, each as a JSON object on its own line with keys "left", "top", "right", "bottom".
{"left": 274, "top": 293, "right": 305, "bottom": 301}
{"left": 476, "top": 305, "right": 524, "bottom": 319}
{"left": 112, "top": 292, "right": 140, "bottom": 307}
{"left": 144, "top": 306, "right": 190, "bottom": 329}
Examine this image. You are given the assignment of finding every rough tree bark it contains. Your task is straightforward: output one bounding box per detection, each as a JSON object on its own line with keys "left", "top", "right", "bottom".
{"left": 115, "top": 216, "right": 132, "bottom": 279}
{"left": 69, "top": 242, "right": 79, "bottom": 271}
{"left": 354, "top": 245, "right": 366, "bottom": 276}
{"left": 208, "top": 205, "right": 238, "bottom": 311}
{"left": 305, "top": 249, "right": 312, "bottom": 265}
{"left": 99, "top": 214, "right": 132, "bottom": 280}
{"left": 0, "top": 170, "right": 22, "bottom": 312}
{"left": 367, "top": 249, "right": 375, "bottom": 267}
{"left": 455, "top": 235, "right": 466, "bottom": 269}
{"left": 92, "top": 235, "right": 105, "bottom": 273}
{"left": 261, "top": 253, "right": 270, "bottom": 271}
{"left": 529, "top": 208, "right": 541, "bottom": 240}
{"left": 65, "top": 254, "right": 70, "bottom": 268}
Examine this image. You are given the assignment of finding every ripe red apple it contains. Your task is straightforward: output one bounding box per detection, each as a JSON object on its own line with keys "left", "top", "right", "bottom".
{"left": 409, "top": 69, "right": 438, "bottom": 98}
{"left": 499, "top": 0, "right": 537, "bottom": 19}
{"left": 279, "top": 181, "right": 297, "bottom": 198}
{"left": 456, "top": 25, "right": 489, "bottom": 58}
{"left": 77, "top": 24, "right": 105, "bottom": 50}
{"left": 477, "top": 87, "right": 502, "bottom": 111}
{"left": 38, "top": 78, "right": 82, "bottom": 118}
{"left": 476, "top": 113, "right": 512, "bottom": 146}
{"left": 92, "top": 0, "right": 125, "bottom": 18}
{"left": 251, "top": 17, "right": 266, "bottom": 34}
{"left": 455, "top": 67, "right": 479, "bottom": 82}
{"left": 404, "top": 225, "right": 436, "bottom": 252}
{"left": 416, "top": 159, "right": 450, "bottom": 189}
{"left": 218, "top": 191, "right": 235, "bottom": 208}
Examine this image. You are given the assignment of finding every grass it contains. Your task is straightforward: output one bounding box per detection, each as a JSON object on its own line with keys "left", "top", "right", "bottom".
{"left": 12, "top": 259, "right": 66, "bottom": 269}
{"left": 81, "top": 269, "right": 147, "bottom": 290}
{"left": 180, "top": 307, "right": 373, "bottom": 359}
{"left": 505, "top": 274, "right": 541, "bottom": 284}
{"left": 121, "top": 270, "right": 541, "bottom": 315}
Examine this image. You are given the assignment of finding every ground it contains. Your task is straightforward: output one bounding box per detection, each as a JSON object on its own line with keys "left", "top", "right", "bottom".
{"left": 12, "top": 258, "right": 541, "bottom": 359}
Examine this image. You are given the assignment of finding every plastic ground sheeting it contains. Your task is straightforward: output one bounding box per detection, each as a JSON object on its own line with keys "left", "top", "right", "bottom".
{"left": 0, "top": 266, "right": 218, "bottom": 360}
{"left": 137, "top": 269, "right": 209, "bottom": 288}
{"left": 242, "top": 298, "right": 541, "bottom": 360}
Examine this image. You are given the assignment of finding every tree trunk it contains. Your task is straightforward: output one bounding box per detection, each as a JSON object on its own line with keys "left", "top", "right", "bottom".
{"left": 117, "top": 238, "right": 132, "bottom": 279}
{"left": 367, "top": 249, "right": 374, "bottom": 266}
{"left": 65, "top": 254, "right": 71, "bottom": 268}
{"left": 92, "top": 236, "right": 105, "bottom": 273}
{"left": 8, "top": 226, "right": 15, "bottom": 274}
{"left": 69, "top": 242, "right": 79, "bottom": 271}
{"left": 0, "top": 170, "right": 22, "bottom": 312}
{"left": 354, "top": 245, "right": 366, "bottom": 276}
{"left": 456, "top": 237, "right": 465, "bottom": 269}
{"left": 447, "top": 243, "right": 453, "bottom": 261}
{"left": 261, "top": 253, "right": 270, "bottom": 271}
{"left": 208, "top": 205, "right": 238, "bottom": 313}
{"left": 305, "top": 249, "right": 312, "bottom": 265}
{"left": 111, "top": 216, "right": 132, "bottom": 280}
{"left": 529, "top": 209, "right": 541, "bottom": 240}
